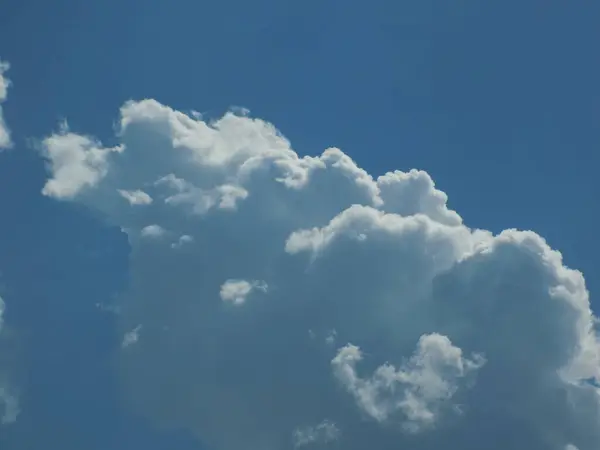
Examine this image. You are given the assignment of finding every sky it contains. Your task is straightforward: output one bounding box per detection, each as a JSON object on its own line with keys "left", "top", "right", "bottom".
{"left": 0, "top": 1, "right": 599, "bottom": 449}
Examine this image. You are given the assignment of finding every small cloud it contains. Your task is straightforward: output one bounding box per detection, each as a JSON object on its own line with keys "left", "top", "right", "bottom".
{"left": 118, "top": 189, "right": 153, "bottom": 205}
{"left": 171, "top": 234, "right": 194, "bottom": 249}
{"left": 140, "top": 224, "right": 166, "bottom": 238}
{"left": 0, "top": 386, "right": 19, "bottom": 425}
{"left": 95, "top": 302, "right": 122, "bottom": 315}
{"left": 0, "top": 297, "right": 18, "bottom": 426}
{"left": 293, "top": 420, "right": 340, "bottom": 448}
{"left": 219, "top": 279, "right": 268, "bottom": 305}
{"left": 122, "top": 325, "right": 142, "bottom": 349}
{"left": 307, "top": 329, "right": 337, "bottom": 347}
{"left": 325, "top": 329, "right": 337, "bottom": 346}
{"left": 40, "top": 123, "right": 123, "bottom": 199}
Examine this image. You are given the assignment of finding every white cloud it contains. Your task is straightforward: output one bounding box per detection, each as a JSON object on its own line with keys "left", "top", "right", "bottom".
{"left": 40, "top": 123, "right": 123, "bottom": 199}
{"left": 220, "top": 279, "right": 268, "bottom": 305}
{"left": 171, "top": 234, "right": 194, "bottom": 249}
{"left": 0, "top": 60, "right": 12, "bottom": 149}
{"left": 122, "top": 325, "right": 142, "bottom": 349}
{"left": 140, "top": 224, "right": 165, "bottom": 238}
{"left": 156, "top": 174, "right": 248, "bottom": 214}
{"left": 332, "top": 333, "right": 485, "bottom": 431}
{"left": 118, "top": 189, "right": 153, "bottom": 205}
{"left": 41, "top": 100, "right": 600, "bottom": 450}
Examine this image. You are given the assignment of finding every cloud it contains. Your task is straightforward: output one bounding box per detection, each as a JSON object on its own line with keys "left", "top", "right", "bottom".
{"left": 118, "top": 189, "right": 153, "bottom": 205}
{"left": 122, "top": 325, "right": 142, "bottom": 349}
{"left": 171, "top": 234, "right": 194, "bottom": 249}
{"left": 0, "top": 60, "right": 12, "bottom": 149}
{"left": 0, "top": 296, "right": 19, "bottom": 425}
{"left": 40, "top": 99, "right": 600, "bottom": 450}
{"left": 140, "top": 224, "right": 166, "bottom": 238}
{"left": 40, "top": 122, "right": 123, "bottom": 199}
{"left": 292, "top": 420, "right": 340, "bottom": 448}
{"left": 0, "top": 385, "right": 19, "bottom": 425}
{"left": 219, "top": 279, "right": 268, "bottom": 306}
{"left": 331, "top": 333, "right": 485, "bottom": 432}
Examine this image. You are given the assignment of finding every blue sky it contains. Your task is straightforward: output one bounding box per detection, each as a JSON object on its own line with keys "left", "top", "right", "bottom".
{"left": 0, "top": 1, "right": 599, "bottom": 449}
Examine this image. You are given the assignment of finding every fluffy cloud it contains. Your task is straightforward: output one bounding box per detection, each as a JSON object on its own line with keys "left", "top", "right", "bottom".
{"left": 40, "top": 123, "right": 123, "bottom": 199}
{"left": 0, "top": 60, "right": 12, "bottom": 149}
{"left": 220, "top": 279, "right": 268, "bottom": 305}
{"left": 118, "top": 189, "right": 153, "bottom": 205}
{"left": 331, "top": 333, "right": 485, "bottom": 432}
{"left": 140, "top": 224, "right": 166, "bottom": 238}
{"left": 40, "top": 99, "right": 600, "bottom": 450}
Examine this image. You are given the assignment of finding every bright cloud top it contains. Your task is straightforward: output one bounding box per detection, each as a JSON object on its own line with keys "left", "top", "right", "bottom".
{"left": 40, "top": 99, "right": 600, "bottom": 450}
{"left": 0, "top": 60, "right": 12, "bottom": 149}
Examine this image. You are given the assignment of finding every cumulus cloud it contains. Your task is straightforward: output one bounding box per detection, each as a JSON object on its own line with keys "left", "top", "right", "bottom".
{"left": 332, "top": 333, "right": 485, "bottom": 432}
{"left": 40, "top": 99, "right": 600, "bottom": 450}
{"left": 140, "top": 224, "right": 166, "bottom": 238}
{"left": 220, "top": 279, "right": 268, "bottom": 305}
{"left": 40, "top": 122, "right": 123, "bottom": 199}
{"left": 0, "top": 60, "right": 12, "bottom": 149}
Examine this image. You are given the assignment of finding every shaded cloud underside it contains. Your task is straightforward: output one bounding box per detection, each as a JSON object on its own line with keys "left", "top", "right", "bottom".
{"left": 16, "top": 98, "right": 599, "bottom": 450}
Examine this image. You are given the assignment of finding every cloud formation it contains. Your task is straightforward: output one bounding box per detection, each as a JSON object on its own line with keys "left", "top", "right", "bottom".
{"left": 0, "top": 60, "right": 12, "bottom": 149}
{"left": 40, "top": 99, "right": 600, "bottom": 450}
{"left": 0, "top": 296, "right": 19, "bottom": 425}
{"left": 331, "top": 333, "right": 485, "bottom": 432}
{"left": 220, "top": 279, "right": 268, "bottom": 305}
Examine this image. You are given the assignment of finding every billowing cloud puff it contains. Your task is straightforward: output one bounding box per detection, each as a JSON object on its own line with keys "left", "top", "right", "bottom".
{"left": 40, "top": 99, "right": 600, "bottom": 450}
{"left": 0, "top": 60, "right": 12, "bottom": 149}
{"left": 40, "top": 123, "right": 123, "bottom": 199}
{"left": 220, "top": 279, "right": 268, "bottom": 305}
{"left": 140, "top": 224, "right": 166, "bottom": 238}
{"left": 331, "top": 333, "right": 485, "bottom": 432}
